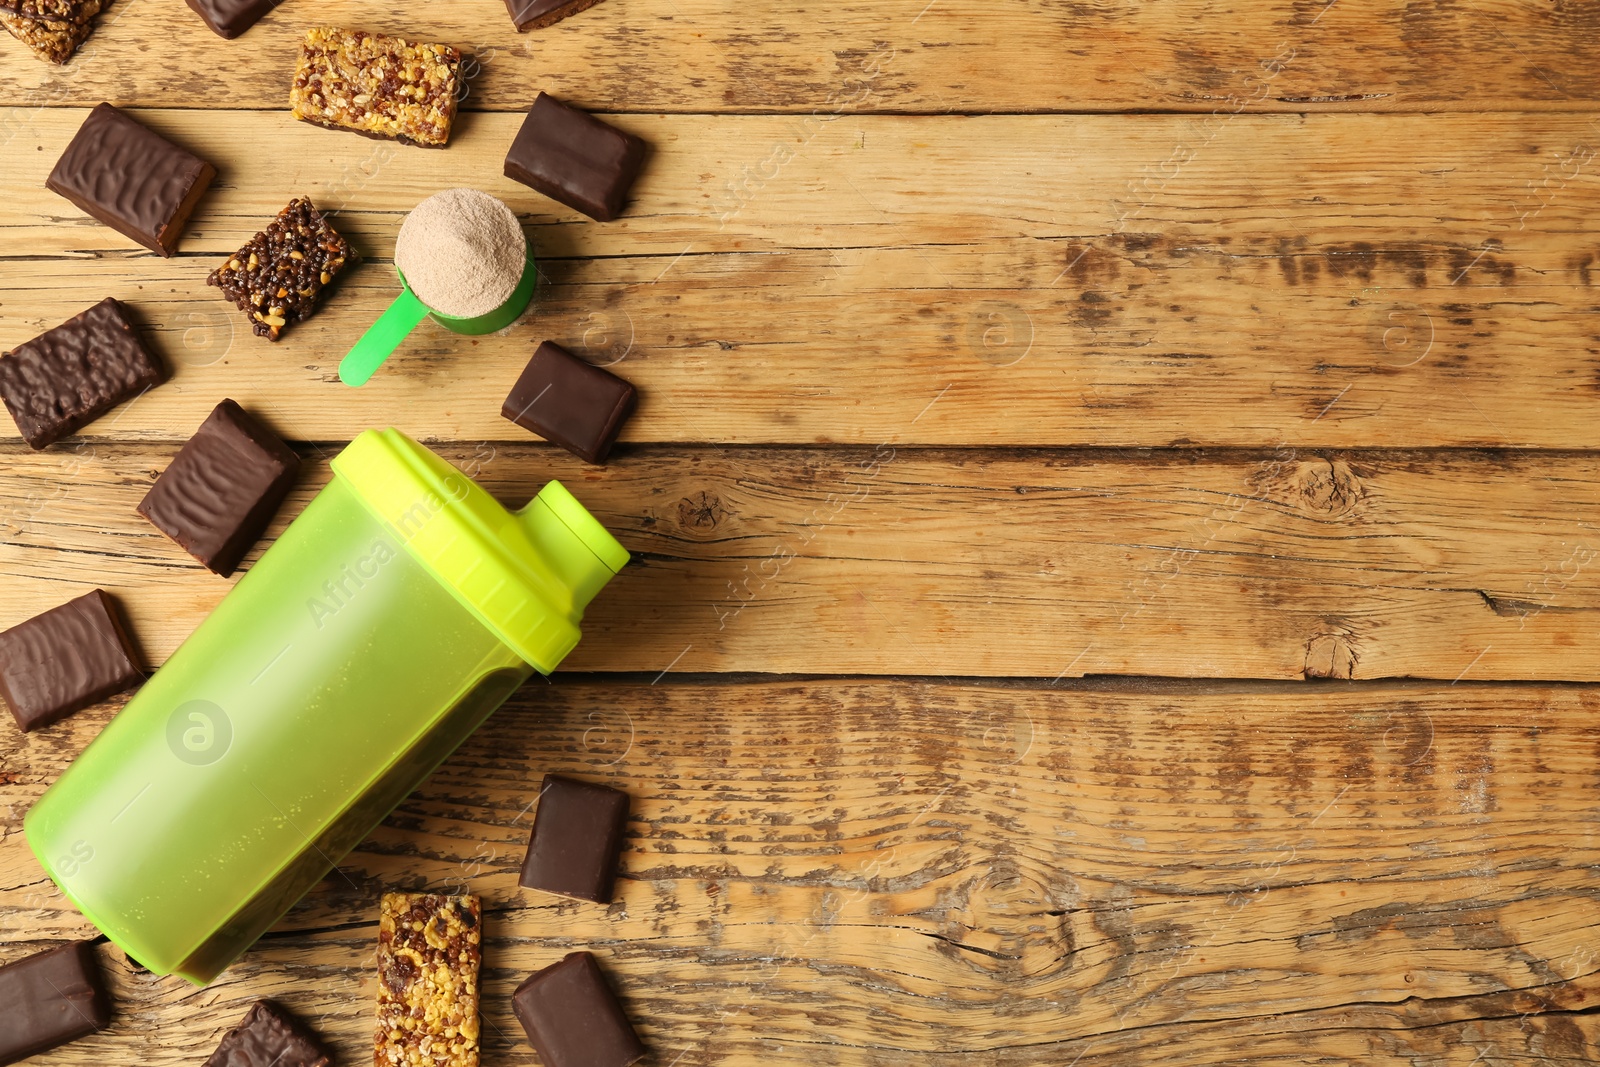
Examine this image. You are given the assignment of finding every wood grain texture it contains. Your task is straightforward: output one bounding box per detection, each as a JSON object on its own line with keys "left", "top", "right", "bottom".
{"left": 4, "top": 441, "right": 1600, "bottom": 681}
{"left": 3, "top": 678, "right": 1600, "bottom": 1064}
{"left": 5, "top": 110, "right": 1600, "bottom": 448}
{"left": 4, "top": 2, "right": 1600, "bottom": 1062}
{"left": 1, "top": 0, "right": 1597, "bottom": 114}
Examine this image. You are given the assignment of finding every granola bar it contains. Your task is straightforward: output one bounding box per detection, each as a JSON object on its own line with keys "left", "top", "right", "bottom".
{"left": 0, "top": 0, "right": 91, "bottom": 21}
{"left": 207, "top": 197, "right": 354, "bottom": 341}
{"left": 0, "top": 0, "right": 100, "bottom": 64}
{"left": 290, "top": 27, "right": 461, "bottom": 149}
{"left": 376, "top": 893, "right": 481, "bottom": 1067}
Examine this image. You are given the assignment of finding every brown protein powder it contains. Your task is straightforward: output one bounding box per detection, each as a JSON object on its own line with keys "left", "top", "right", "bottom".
{"left": 394, "top": 188, "right": 528, "bottom": 319}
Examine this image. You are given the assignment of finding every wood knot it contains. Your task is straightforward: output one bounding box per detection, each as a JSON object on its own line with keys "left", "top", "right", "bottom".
{"left": 929, "top": 857, "right": 1079, "bottom": 983}
{"left": 676, "top": 491, "right": 732, "bottom": 534}
{"left": 1251, "top": 457, "right": 1363, "bottom": 518}
{"left": 1304, "top": 628, "right": 1359, "bottom": 679}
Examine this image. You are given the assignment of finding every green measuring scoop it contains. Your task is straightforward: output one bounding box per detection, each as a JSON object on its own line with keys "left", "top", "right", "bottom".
{"left": 339, "top": 242, "right": 538, "bottom": 387}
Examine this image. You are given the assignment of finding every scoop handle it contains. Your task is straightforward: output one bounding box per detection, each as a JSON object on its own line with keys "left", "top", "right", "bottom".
{"left": 339, "top": 287, "right": 430, "bottom": 387}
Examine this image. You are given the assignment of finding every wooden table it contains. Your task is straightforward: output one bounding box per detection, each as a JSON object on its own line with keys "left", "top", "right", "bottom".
{"left": 3, "top": 1, "right": 1600, "bottom": 1063}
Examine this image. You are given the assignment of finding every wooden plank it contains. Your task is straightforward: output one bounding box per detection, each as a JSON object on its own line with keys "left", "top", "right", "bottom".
{"left": 5, "top": 110, "right": 1600, "bottom": 448}
{"left": 5, "top": 441, "right": 1600, "bottom": 680}
{"left": 2, "top": 678, "right": 1599, "bottom": 1063}
{"left": 1, "top": 0, "right": 1598, "bottom": 114}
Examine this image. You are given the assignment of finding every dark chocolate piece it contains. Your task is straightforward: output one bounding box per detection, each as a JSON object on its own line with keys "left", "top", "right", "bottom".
{"left": 512, "top": 953, "right": 643, "bottom": 1067}
{"left": 46, "top": 103, "right": 217, "bottom": 257}
{"left": 0, "top": 590, "right": 141, "bottom": 733}
{"left": 136, "top": 399, "right": 299, "bottom": 578}
{"left": 184, "top": 0, "right": 278, "bottom": 39}
{"left": 203, "top": 1000, "right": 331, "bottom": 1067}
{"left": 0, "top": 942, "right": 111, "bottom": 1066}
{"left": 0, "top": 297, "right": 165, "bottom": 449}
{"left": 519, "top": 774, "right": 629, "bottom": 904}
{"left": 207, "top": 197, "right": 355, "bottom": 341}
{"left": 504, "top": 0, "right": 605, "bottom": 31}
{"left": 501, "top": 341, "right": 636, "bottom": 465}
{"left": 503, "top": 94, "right": 646, "bottom": 222}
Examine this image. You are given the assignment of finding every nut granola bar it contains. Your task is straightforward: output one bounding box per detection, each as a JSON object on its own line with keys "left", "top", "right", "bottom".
{"left": 290, "top": 27, "right": 461, "bottom": 149}
{"left": 207, "top": 197, "right": 354, "bottom": 342}
{"left": 376, "top": 893, "right": 481, "bottom": 1067}
{"left": 0, "top": 0, "right": 100, "bottom": 64}
{"left": 0, "top": 0, "right": 92, "bottom": 21}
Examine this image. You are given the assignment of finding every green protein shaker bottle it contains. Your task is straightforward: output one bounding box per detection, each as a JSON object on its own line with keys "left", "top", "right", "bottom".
{"left": 25, "top": 428, "right": 628, "bottom": 984}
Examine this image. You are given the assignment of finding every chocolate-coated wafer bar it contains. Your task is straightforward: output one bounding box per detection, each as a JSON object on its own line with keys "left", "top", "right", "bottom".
{"left": 137, "top": 399, "right": 299, "bottom": 578}
{"left": 503, "top": 0, "right": 605, "bottom": 31}
{"left": 501, "top": 341, "right": 636, "bottom": 465}
{"left": 1, "top": 0, "right": 100, "bottom": 65}
{"left": 503, "top": 94, "right": 646, "bottom": 222}
{"left": 0, "top": 942, "right": 111, "bottom": 1066}
{"left": 47, "top": 103, "right": 216, "bottom": 256}
{"left": 376, "top": 893, "right": 481, "bottom": 1067}
{"left": 203, "top": 1000, "right": 331, "bottom": 1067}
{"left": 0, "top": 589, "right": 141, "bottom": 733}
{"left": 519, "top": 775, "right": 629, "bottom": 904}
{"left": 185, "top": 0, "right": 278, "bottom": 39}
{"left": 512, "top": 952, "right": 644, "bottom": 1067}
{"left": 291, "top": 27, "right": 461, "bottom": 148}
{"left": 0, "top": 297, "right": 165, "bottom": 449}
{"left": 208, "top": 197, "right": 355, "bottom": 341}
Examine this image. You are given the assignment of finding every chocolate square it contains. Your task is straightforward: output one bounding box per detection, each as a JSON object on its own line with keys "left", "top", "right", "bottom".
{"left": 504, "top": 0, "right": 606, "bottom": 31}
{"left": 0, "top": 589, "right": 141, "bottom": 732}
{"left": 0, "top": 297, "right": 165, "bottom": 449}
{"left": 519, "top": 775, "right": 629, "bottom": 904}
{"left": 503, "top": 94, "right": 646, "bottom": 222}
{"left": 202, "top": 1000, "right": 331, "bottom": 1067}
{"left": 501, "top": 341, "right": 636, "bottom": 465}
{"left": 0, "top": 942, "right": 111, "bottom": 1065}
{"left": 46, "top": 103, "right": 217, "bottom": 257}
{"left": 137, "top": 399, "right": 299, "bottom": 578}
{"left": 184, "top": 0, "right": 278, "bottom": 38}
{"left": 207, "top": 197, "right": 355, "bottom": 342}
{"left": 512, "top": 952, "right": 644, "bottom": 1067}
{"left": 183, "top": 0, "right": 277, "bottom": 38}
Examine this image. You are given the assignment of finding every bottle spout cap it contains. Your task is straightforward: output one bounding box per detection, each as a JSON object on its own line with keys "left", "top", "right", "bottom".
{"left": 517, "top": 481, "right": 629, "bottom": 612}
{"left": 332, "top": 430, "right": 626, "bottom": 671}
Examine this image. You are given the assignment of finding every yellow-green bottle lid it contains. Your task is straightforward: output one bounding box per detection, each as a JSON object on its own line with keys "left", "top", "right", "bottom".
{"left": 331, "top": 429, "right": 627, "bottom": 672}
